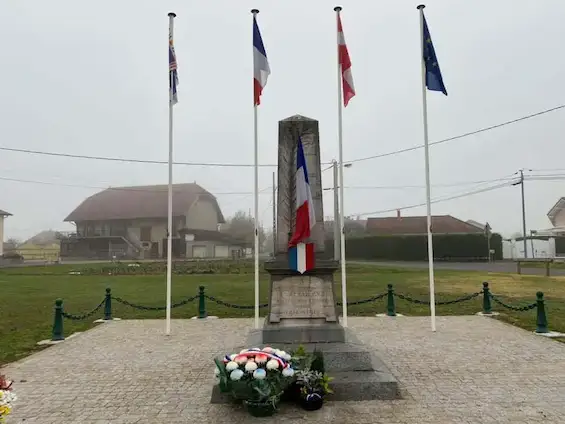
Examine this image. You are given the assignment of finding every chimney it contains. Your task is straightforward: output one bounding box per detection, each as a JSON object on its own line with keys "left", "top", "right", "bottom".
{"left": 396, "top": 209, "right": 401, "bottom": 219}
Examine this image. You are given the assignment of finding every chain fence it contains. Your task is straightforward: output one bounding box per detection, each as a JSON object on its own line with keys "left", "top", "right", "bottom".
{"left": 337, "top": 292, "right": 388, "bottom": 306}
{"left": 205, "top": 295, "right": 269, "bottom": 310}
{"left": 50, "top": 282, "right": 551, "bottom": 341}
{"left": 488, "top": 294, "right": 537, "bottom": 312}
{"left": 111, "top": 295, "right": 199, "bottom": 311}
{"left": 61, "top": 299, "right": 105, "bottom": 321}
{"left": 394, "top": 291, "right": 482, "bottom": 306}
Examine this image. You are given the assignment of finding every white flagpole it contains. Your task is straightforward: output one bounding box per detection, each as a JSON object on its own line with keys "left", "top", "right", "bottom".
{"left": 417, "top": 4, "right": 436, "bottom": 332}
{"left": 334, "top": 6, "right": 348, "bottom": 328}
{"left": 165, "top": 12, "right": 176, "bottom": 336}
{"left": 252, "top": 9, "right": 260, "bottom": 330}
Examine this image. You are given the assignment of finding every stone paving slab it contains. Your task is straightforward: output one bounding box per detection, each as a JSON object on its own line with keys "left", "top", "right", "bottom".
{"left": 2, "top": 316, "right": 565, "bottom": 423}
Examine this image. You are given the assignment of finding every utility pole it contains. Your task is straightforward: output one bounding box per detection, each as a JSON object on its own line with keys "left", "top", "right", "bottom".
{"left": 512, "top": 169, "right": 529, "bottom": 258}
{"left": 332, "top": 160, "right": 340, "bottom": 261}
{"left": 485, "top": 222, "right": 491, "bottom": 262}
{"left": 272, "top": 172, "right": 276, "bottom": 256}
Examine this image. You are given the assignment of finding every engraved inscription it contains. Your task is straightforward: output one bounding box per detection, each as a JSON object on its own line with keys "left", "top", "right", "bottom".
{"left": 270, "top": 275, "right": 336, "bottom": 321}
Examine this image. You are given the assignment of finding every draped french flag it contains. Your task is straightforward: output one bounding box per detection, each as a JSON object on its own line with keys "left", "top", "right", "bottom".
{"left": 253, "top": 14, "right": 270, "bottom": 105}
{"left": 288, "top": 137, "right": 315, "bottom": 274}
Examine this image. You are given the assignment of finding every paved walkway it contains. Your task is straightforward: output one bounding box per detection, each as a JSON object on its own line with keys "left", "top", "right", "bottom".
{"left": 3, "top": 317, "right": 565, "bottom": 424}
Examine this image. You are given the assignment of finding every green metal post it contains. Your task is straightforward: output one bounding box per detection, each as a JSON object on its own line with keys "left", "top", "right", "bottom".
{"left": 386, "top": 283, "right": 396, "bottom": 316}
{"left": 198, "top": 285, "right": 207, "bottom": 319}
{"left": 104, "top": 287, "right": 112, "bottom": 320}
{"left": 535, "top": 291, "right": 548, "bottom": 333}
{"left": 51, "top": 299, "right": 65, "bottom": 341}
{"left": 482, "top": 282, "right": 492, "bottom": 314}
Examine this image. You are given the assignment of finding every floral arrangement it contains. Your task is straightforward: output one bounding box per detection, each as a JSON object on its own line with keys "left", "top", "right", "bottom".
{"left": 296, "top": 370, "right": 333, "bottom": 400}
{"left": 214, "top": 347, "right": 296, "bottom": 416}
{"left": 0, "top": 376, "right": 16, "bottom": 424}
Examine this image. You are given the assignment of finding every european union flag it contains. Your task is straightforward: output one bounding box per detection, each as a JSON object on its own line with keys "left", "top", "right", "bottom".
{"left": 422, "top": 13, "right": 447, "bottom": 96}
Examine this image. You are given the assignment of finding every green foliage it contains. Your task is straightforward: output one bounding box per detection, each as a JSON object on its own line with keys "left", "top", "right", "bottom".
{"left": 328, "top": 233, "right": 503, "bottom": 261}
{"left": 297, "top": 371, "right": 333, "bottom": 396}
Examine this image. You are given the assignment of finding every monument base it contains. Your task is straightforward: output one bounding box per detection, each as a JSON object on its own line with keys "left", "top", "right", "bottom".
{"left": 210, "top": 328, "right": 402, "bottom": 403}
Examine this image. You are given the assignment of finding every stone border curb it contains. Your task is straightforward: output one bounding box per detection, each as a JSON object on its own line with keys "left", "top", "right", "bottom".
{"left": 476, "top": 311, "right": 500, "bottom": 317}
{"left": 37, "top": 332, "right": 82, "bottom": 346}
{"left": 376, "top": 313, "right": 404, "bottom": 317}
{"left": 190, "top": 316, "right": 219, "bottom": 320}
{"left": 534, "top": 331, "right": 565, "bottom": 338}
{"left": 93, "top": 318, "right": 122, "bottom": 323}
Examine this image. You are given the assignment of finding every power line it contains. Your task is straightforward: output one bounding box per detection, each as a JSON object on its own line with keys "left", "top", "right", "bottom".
{"left": 0, "top": 104, "right": 563, "bottom": 167}
{"left": 347, "top": 104, "right": 565, "bottom": 164}
{"left": 0, "top": 146, "right": 278, "bottom": 168}
{"left": 0, "top": 175, "right": 273, "bottom": 196}
{"left": 354, "top": 180, "right": 514, "bottom": 217}
{"left": 335, "top": 177, "right": 517, "bottom": 190}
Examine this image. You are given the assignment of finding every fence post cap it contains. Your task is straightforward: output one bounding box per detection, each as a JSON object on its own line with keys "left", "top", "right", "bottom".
{"left": 387, "top": 283, "right": 393, "bottom": 289}
{"left": 106, "top": 287, "right": 111, "bottom": 294}
{"left": 536, "top": 291, "right": 544, "bottom": 299}
{"left": 482, "top": 281, "right": 489, "bottom": 288}
{"left": 55, "top": 298, "right": 63, "bottom": 306}
{"left": 199, "top": 285, "right": 205, "bottom": 290}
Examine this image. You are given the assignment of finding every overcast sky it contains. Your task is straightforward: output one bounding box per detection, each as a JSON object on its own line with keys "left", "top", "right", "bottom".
{"left": 1, "top": 0, "right": 565, "bottom": 241}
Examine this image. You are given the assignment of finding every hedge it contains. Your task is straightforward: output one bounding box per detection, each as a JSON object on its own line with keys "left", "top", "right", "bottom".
{"left": 326, "top": 233, "right": 503, "bottom": 261}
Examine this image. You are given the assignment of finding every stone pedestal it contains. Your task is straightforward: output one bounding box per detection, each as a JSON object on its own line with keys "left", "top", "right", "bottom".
{"left": 261, "top": 259, "right": 344, "bottom": 344}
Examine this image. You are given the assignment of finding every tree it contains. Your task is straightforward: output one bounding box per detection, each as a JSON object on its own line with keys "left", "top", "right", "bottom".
{"left": 3, "top": 238, "right": 20, "bottom": 252}
{"left": 221, "top": 210, "right": 266, "bottom": 251}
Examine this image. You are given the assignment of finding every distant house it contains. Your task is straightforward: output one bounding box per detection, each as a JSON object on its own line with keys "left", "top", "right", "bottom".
{"left": 366, "top": 212, "right": 484, "bottom": 235}
{"left": 60, "top": 183, "right": 245, "bottom": 260}
{"left": 535, "top": 197, "right": 565, "bottom": 237}
{"left": 0, "top": 209, "right": 12, "bottom": 256}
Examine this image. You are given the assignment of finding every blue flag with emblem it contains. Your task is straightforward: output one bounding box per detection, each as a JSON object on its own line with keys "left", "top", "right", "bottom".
{"left": 422, "top": 12, "right": 447, "bottom": 96}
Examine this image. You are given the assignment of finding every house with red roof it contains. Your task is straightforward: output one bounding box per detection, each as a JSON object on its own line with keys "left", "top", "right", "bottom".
{"left": 61, "top": 183, "right": 245, "bottom": 260}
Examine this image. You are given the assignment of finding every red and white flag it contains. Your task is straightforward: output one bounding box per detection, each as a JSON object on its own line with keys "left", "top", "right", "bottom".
{"left": 337, "top": 14, "right": 355, "bottom": 106}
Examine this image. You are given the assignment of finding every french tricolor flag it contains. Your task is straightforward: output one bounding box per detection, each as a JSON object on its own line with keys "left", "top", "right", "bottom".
{"left": 288, "top": 137, "right": 315, "bottom": 274}
{"left": 253, "top": 13, "right": 270, "bottom": 106}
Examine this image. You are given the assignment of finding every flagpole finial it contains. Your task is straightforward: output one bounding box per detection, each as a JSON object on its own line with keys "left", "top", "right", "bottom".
{"left": 334, "top": 6, "right": 342, "bottom": 12}
{"left": 251, "top": 9, "right": 259, "bottom": 14}
{"left": 168, "top": 12, "right": 176, "bottom": 18}
{"left": 417, "top": 4, "right": 426, "bottom": 10}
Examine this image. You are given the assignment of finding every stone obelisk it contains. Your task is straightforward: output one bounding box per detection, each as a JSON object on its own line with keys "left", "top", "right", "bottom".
{"left": 261, "top": 114, "right": 344, "bottom": 343}
{"left": 212, "top": 114, "right": 401, "bottom": 403}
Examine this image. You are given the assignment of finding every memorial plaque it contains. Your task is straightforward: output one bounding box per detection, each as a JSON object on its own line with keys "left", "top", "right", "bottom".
{"left": 269, "top": 275, "right": 337, "bottom": 322}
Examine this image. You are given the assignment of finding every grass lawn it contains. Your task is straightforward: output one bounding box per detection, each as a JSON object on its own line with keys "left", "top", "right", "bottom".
{"left": 1, "top": 262, "right": 564, "bottom": 366}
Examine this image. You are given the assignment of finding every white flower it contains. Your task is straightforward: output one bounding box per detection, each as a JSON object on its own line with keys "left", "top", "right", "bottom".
{"left": 262, "top": 347, "right": 274, "bottom": 353}
{"left": 214, "top": 367, "right": 220, "bottom": 377}
{"left": 274, "top": 349, "right": 284, "bottom": 357}
{"left": 282, "top": 367, "right": 295, "bottom": 377}
{"left": 225, "top": 361, "right": 239, "bottom": 372}
{"left": 240, "top": 349, "right": 248, "bottom": 354}
{"left": 230, "top": 369, "right": 244, "bottom": 381}
{"left": 229, "top": 353, "right": 237, "bottom": 360}
{"left": 283, "top": 353, "right": 292, "bottom": 361}
{"left": 253, "top": 368, "right": 267, "bottom": 380}
{"left": 266, "top": 359, "right": 279, "bottom": 370}
{"left": 245, "top": 361, "right": 258, "bottom": 373}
